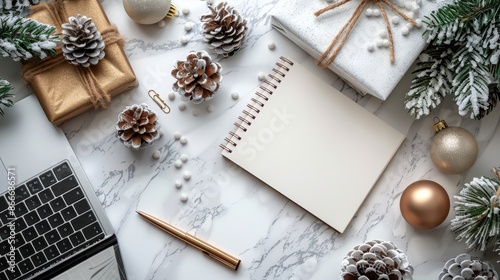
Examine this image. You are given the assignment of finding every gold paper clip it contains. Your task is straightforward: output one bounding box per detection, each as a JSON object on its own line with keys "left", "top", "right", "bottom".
{"left": 148, "top": 90, "right": 170, "bottom": 114}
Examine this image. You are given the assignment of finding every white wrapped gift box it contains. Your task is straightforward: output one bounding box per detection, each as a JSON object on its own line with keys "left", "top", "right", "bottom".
{"left": 271, "top": 0, "right": 451, "bottom": 100}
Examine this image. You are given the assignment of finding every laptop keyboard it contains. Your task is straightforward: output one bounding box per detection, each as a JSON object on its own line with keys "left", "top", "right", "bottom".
{"left": 0, "top": 161, "right": 105, "bottom": 279}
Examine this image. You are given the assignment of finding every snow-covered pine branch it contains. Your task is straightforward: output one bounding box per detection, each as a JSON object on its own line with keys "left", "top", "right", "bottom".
{"left": 0, "top": 78, "right": 14, "bottom": 116}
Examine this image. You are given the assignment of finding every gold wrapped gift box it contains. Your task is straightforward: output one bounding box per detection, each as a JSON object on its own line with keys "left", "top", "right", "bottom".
{"left": 22, "top": 0, "right": 137, "bottom": 126}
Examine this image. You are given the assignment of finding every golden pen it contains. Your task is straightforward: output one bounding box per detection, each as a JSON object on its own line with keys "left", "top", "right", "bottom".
{"left": 136, "top": 211, "right": 241, "bottom": 270}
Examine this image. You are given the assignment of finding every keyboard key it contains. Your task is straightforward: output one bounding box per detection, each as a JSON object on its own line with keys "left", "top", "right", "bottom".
{"left": 73, "top": 199, "right": 91, "bottom": 214}
{"left": 5, "top": 266, "right": 21, "bottom": 280}
{"left": 43, "top": 245, "right": 59, "bottom": 261}
{"left": 63, "top": 187, "right": 85, "bottom": 206}
{"left": 0, "top": 256, "right": 9, "bottom": 271}
{"left": 61, "top": 206, "right": 77, "bottom": 222}
{"left": 38, "top": 189, "right": 55, "bottom": 204}
{"left": 71, "top": 211, "right": 97, "bottom": 231}
{"left": 32, "top": 236, "right": 48, "bottom": 251}
{"left": 57, "top": 222, "right": 74, "bottom": 238}
{"left": 0, "top": 196, "right": 7, "bottom": 211}
{"left": 0, "top": 225, "right": 9, "bottom": 240}
{"left": 37, "top": 204, "right": 53, "bottom": 220}
{"left": 31, "top": 251, "right": 47, "bottom": 268}
{"left": 0, "top": 210, "right": 12, "bottom": 225}
{"left": 24, "top": 196, "right": 42, "bottom": 211}
{"left": 0, "top": 240, "right": 10, "bottom": 255}
{"left": 51, "top": 175, "right": 79, "bottom": 197}
{"left": 45, "top": 229, "right": 61, "bottom": 244}
{"left": 13, "top": 233, "right": 25, "bottom": 248}
{"left": 14, "top": 218, "right": 27, "bottom": 232}
{"left": 18, "top": 258, "right": 34, "bottom": 274}
{"left": 53, "top": 162, "right": 72, "bottom": 180}
{"left": 56, "top": 238, "right": 72, "bottom": 254}
{"left": 22, "top": 227, "right": 38, "bottom": 242}
{"left": 26, "top": 178, "right": 43, "bottom": 194}
{"left": 14, "top": 185, "right": 30, "bottom": 202}
{"left": 39, "top": 170, "right": 57, "bottom": 188}
{"left": 47, "top": 212, "right": 64, "bottom": 228}
{"left": 82, "top": 222, "right": 103, "bottom": 239}
{"left": 19, "top": 242, "right": 35, "bottom": 259}
{"left": 69, "top": 231, "right": 85, "bottom": 247}
{"left": 14, "top": 201, "right": 28, "bottom": 217}
{"left": 23, "top": 211, "right": 40, "bottom": 227}
{"left": 49, "top": 197, "right": 66, "bottom": 212}
{"left": 34, "top": 220, "right": 51, "bottom": 235}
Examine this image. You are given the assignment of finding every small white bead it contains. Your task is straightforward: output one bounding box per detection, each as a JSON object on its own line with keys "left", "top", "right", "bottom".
{"left": 406, "top": 22, "right": 414, "bottom": 31}
{"left": 367, "top": 44, "right": 375, "bottom": 52}
{"left": 415, "top": 19, "right": 422, "bottom": 29}
{"left": 376, "top": 40, "right": 384, "bottom": 48}
{"left": 192, "top": 109, "right": 199, "bottom": 116}
{"left": 365, "top": 8, "right": 373, "bottom": 17}
{"left": 182, "top": 8, "right": 190, "bottom": 15}
{"left": 404, "top": 2, "right": 413, "bottom": 10}
{"left": 412, "top": 3, "right": 420, "bottom": 12}
{"left": 180, "top": 154, "right": 188, "bottom": 162}
{"left": 267, "top": 42, "right": 276, "bottom": 50}
{"left": 184, "top": 22, "right": 193, "bottom": 32}
{"left": 174, "top": 131, "right": 182, "bottom": 140}
{"left": 181, "top": 35, "right": 189, "bottom": 45}
{"left": 407, "top": 11, "right": 414, "bottom": 19}
{"left": 168, "top": 92, "right": 176, "bottom": 101}
{"left": 382, "top": 39, "right": 390, "bottom": 48}
{"left": 180, "top": 193, "right": 188, "bottom": 202}
{"left": 180, "top": 136, "right": 188, "bottom": 145}
{"left": 157, "top": 20, "right": 166, "bottom": 28}
{"left": 175, "top": 180, "right": 182, "bottom": 188}
{"left": 391, "top": 16, "right": 400, "bottom": 25}
{"left": 178, "top": 102, "right": 187, "bottom": 111}
{"left": 379, "top": 30, "right": 388, "bottom": 39}
{"left": 206, "top": 104, "right": 214, "bottom": 113}
{"left": 401, "top": 27, "right": 410, "bottom": 36}
{"left": 231, "top": 92, "right": 239, "bottom": 100}
{"left": 152, "top": 150, "right": 161, "bottom": 159}
{"left": 372, "top": 9, "right": 381, "bottom": 17}
{"left": 183, "top": 171, "right": 191, "bottom": 180}
{"left": 257, "top": 72, "right": 266, "bottom": 81}
{"left": 174, "top": 160, "right": 183, "bottom": 168}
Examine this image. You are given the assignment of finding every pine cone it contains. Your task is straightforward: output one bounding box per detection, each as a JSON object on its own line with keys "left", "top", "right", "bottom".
{"left": 200, "top": 2, "right": 248, "bottom": 57}
{"left": 171, "top": 50, "right": 222, "bottom": 104}
{"left": 340, "top": 240, "right": 414, "bottom": 280}
{"left": 116, "top": 104, "right": 160, "bottom": 150}
{"left": 438, "top": 254, "right": 498, "bottom": 280}
{"left": 61, "top": 15, "right": 105, "bottom": 67}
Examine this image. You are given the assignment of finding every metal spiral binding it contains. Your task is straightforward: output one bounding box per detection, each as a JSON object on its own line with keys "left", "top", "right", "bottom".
{"left": 220, "top": 57, "right": 293, "bottom": 153}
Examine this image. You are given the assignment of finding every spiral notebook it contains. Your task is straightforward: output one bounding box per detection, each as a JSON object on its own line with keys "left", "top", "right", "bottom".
{"left": 220, "top": 57, "right": 404, "bottom": 233}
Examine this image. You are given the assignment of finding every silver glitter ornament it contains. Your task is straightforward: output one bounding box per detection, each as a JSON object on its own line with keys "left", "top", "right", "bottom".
{"left": 430, "top": 119, "right": 478, "bottom": 174}
{"left": 123, "top": 0, "right": 176, "bottom": 25}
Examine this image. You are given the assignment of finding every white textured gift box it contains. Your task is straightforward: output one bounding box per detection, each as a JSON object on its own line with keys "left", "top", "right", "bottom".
{"left": 271, "top": 0, "right": 451, "bottom": 100}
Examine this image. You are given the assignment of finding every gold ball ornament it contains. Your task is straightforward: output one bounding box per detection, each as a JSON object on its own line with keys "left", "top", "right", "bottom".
{"left": 430, "top": 119, "right": 478, "bottom": 174}
{"left": 123, "top": 0, "right": 177, "bottom": 25}
{"left": 400, "top": 180, "right": 450, "bottom": 229}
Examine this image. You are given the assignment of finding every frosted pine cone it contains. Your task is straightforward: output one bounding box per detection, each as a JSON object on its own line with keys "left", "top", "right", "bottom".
{"left": 200, "top": 2, "right": 248, "bottom": 57}
{"left": 171, "top": 50, "right": 222, "bottom": 104}
{"left": 340, "top": 240, "right": 414, "bottom": 280}
{"left": 61, "top": 15, "right": 105, "bottom": 67}
{"left": 116, "top": 104, "right": 160, "bottom": 150}
{"left": 438, "top": 253, "right": 498, "bottom": 280}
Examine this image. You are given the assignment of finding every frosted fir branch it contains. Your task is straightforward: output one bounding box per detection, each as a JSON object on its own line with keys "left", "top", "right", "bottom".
{"left": 0, "top": 78, "right": 14, "bottom": 116}
{"left": 0, "top": 0, "right": 39, "bottom": 15}
{"left": 0, "top": 14, "right": 58, "bottom": 61}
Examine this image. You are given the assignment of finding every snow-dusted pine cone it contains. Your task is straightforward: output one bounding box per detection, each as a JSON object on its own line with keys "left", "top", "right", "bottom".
{"left": 438, "top": 253, "right": 498, "bottom": 280}
{"left": 199, "top": 2, "right": 248, "bottom": 57}
{"left": 116, "top": 104, "right": 160, "bottom": 150}
{"left": 61, "top": 15, "right": 105, "bottom": 67}
{"left": 171, "top": 50, "right": 222, "bottom": 104}
{"left": 340, "top": 240, "right": 414, "bottom": 280}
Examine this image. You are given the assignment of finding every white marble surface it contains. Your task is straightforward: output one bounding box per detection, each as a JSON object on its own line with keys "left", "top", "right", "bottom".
{"left": 2, "top": 0, "right": 499, "bottom": 279}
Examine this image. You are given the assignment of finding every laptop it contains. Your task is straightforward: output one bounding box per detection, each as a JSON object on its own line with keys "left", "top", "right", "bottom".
{"left": 0, "top": 94, "right": 126, "bottom": 279}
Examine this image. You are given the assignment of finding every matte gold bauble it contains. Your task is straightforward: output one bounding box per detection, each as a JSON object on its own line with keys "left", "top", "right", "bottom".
{"left": 400, "top": 180, "right": 450, "bottom": 229}
{"left": 123, "top": 0, "right": 176, "bottom": 25}
{"left": 430, "top": 119, "right": 478, "bottom": 174}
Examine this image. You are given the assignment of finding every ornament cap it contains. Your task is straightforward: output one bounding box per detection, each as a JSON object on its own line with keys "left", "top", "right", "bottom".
{"left": 433, "top": 117, "right": 448, "bottom": 133}
{"left": 165, "top": 4, "right": 177, "bottom": 18}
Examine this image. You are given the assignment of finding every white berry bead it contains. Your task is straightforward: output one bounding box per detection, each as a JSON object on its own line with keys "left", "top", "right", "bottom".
{"left": 157, "top": 20, "right": 166, "bottom": 28}
{"left": 182, "top": 8, "right": 190, "bottom": 15}
{"left": 152, "top": 150, "right": 161, "bottom": 159}
{"left": 206, "top": 104, "right": 214, "bottom": 113}
{"left": 180, "top": 154, "right": 188, "bottom": 162}
{"left": 382, "top": 39, "right": 390, "bottom": 48}
{"left": 192, "top": 109, "right": 199, "bottom": 116}
{"left": 168, "top": 92, "right": 176, "bottom": 101}
{"left": 184, "top": 22, "right": 193, "bottom": 32}
{"left": 379, "top": 30, "right": 388, "bottom": 39}
{"left": 401, "top": 27, "right": 410, "bottom": 36}
{"left": 365, "top": 8, "right": 373, "bottom": 17}
{"left": 174, "top": 160, "right": 183, "bottom": 168}
{"left": 406, "top": 22, "right": 414, "bottom": 31}
{"left": 257, "top": 72, "right": 266, "bottom": 81}
{"left": 180, "top": 193, "right": 188, "bottom": 202}
{"left": 181, "top": 35, "right": 189, "bottom": 44}
{"left": 267, "top": 42, "right": 276, "bottom": 50}
{"left": 372, "top": 9, "right": 380, "bottom": 17}
{"left": 174, "top": 131, "right": 182, "bottom": 140}
{"left": 175, "top": 180, "right": 182, "bottom": 188}
{"left": 231, "top": 92, "right": 239, "bottom": 100}
{"left": 407, "top": 12, "right": 414, "bottom": 19}
{"left": 404, "top": 2, "right": 413, "bottom": 10}
{"left": 183, "top": 171, "right": 191, "bottom": 180}
{"left": 415, "top": 19, "right": 422, "bottom": 29}
{"left": 180, "top": 136, "right": 188, "bottom": 145}
{"left": 376, "top": 40, "right": 384, "bottom": 48}
{"left": 178, "top": 102, "right": 187, "bottom": 111}
{"left": 367, "top": 44, "right": 375, "bottom": 52}
{"left": 391, "top": 16, "right": 400, "bottom": 25}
